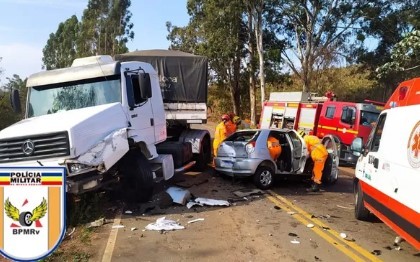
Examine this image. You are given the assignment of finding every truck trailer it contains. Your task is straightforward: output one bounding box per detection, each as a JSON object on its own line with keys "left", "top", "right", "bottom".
{"left": 0, "top": 50, "right": 211, "bottom": 202}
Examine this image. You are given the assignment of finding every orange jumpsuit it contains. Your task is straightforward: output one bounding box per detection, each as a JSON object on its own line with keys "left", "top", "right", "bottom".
{"left": 225, "top": 120, "right": 237, "bottom": 137}
{"left": 267, "top": 136, "right": 282, "bottom": 161}
{"left": 213, "top": 121, "right": 228, "bottom": 156}
{"left": 304, "top": 135, "right": 328, "bottom": 184}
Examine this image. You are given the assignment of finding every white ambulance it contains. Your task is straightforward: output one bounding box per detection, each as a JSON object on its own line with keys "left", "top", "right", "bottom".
{"left": 350, "top": 79, "right": 420, "bottom": 250}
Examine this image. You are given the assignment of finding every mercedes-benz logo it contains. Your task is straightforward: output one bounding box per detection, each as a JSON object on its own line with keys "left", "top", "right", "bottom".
{"left": 22, "top": 140, "right": 35, "bottom": 156}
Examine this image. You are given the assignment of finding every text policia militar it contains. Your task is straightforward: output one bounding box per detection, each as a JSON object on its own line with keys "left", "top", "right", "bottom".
{"left": 9, "top": 171, "right": 41, "bottom": 184}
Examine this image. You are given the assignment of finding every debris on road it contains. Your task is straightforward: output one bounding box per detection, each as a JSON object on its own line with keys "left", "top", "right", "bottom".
{"left": 86, "top": 218, "right": 105, "bottom": 228}
{"left": 287, "top": 211, "right": 297, "bottom": 215}
{"left": 288, "top": 233, "right": 298, "bottom": 237}
{"left": 340, "top": 233, "right": 347, "bottom": 239}
{"left": 131, "top": 227, "right": 137, "bottom": 231}
{"left": 187, "top": 197, "right": 230, "bottom": 209}
{"left": 394, "top": 236, "right": 404, "bottom": 245}
{"left": 187, "top": 218, "right": 205, "bottom": 224}
{"left": 233, "top": 189, "right": 264, "bottom": 198}
{"left": 166, "top": 187, "right": 192, "bottom": 205}
{"left": 67, "top": 227, "right": 75, "bottom": 237}
{"left": 274, "top": 206, "right": 281, "bottom": 210}
{"left": 125, "top": 210, "right": 133, "bottom": 214}
{"left": 145, "top": 217, "right": 185, "bottom": 231}
{"left": 112, "top": 225, "right": 125, "bottom": 229}
{"left": 336, "top": 205, "right": 353, "bottom": 210}
{"left": 307, "top": 223, "right": 315, "bottom": 228}
{"left": 290, "top": 239, "right": 300, "bottom": 244}
{"left": 371, "top": 249, "right": 382, "bottom": 256}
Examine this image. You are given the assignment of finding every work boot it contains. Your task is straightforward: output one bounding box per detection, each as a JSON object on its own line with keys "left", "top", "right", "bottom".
{"left": 306, "top": 182, "right": 320, "bottom": 192}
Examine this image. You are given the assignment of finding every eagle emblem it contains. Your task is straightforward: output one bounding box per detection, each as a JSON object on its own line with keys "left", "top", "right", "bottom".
{"left": 4, "top": 197, "right": 47, "bottom": 227}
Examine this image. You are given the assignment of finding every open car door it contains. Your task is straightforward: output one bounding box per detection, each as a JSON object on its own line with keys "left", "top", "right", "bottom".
{"left": 321, "top": 135, "right": 340, "bottom": 184}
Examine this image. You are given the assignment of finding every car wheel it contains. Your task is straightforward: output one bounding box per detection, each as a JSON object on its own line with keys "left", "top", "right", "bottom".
{"left": 119, "top": 150, "right": 154, "bottom": 203}
{"left": 355, "top": 181, "right": 370, "bottom": 220}
{"left": 253, "top": 166, "right": 274, "bottom": 190}
{"left": 19, "top": 211, "right": 33, "bottom": 227}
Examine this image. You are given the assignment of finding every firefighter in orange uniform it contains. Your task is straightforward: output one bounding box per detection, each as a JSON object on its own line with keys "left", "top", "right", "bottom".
{"left": 225, "top": 115, "right": 237, "bottom": 136}
{"left": 213, "top": 114, "right": 231, "bottom": 157}
{"left": 267, "top": 136, "right": 282, "bottom": 161}
{"left": 298, "top": 130, "right": 328, "bottom": 192}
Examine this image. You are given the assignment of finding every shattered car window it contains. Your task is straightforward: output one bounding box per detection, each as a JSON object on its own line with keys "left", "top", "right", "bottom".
{"left": 224, "top": 130, "right": 260, "bottom": 142}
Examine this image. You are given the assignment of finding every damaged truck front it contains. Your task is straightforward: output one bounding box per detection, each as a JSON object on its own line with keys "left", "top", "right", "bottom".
{"left": 0, "top": 53, "right": 210, "bottom": 202}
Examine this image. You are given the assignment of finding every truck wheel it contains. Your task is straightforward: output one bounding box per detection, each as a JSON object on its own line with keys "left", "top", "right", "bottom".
{"left": 120, "top": 150, "right": 154, "bottom": 203}
{"left": 19, "top": 212, "right": 33, "bottom": 227}
{"left": 195, "top": 136, "right": 211, "bottom": 171}
{"left": 253, "top": 166, "right": 275, "bottom": 190}
{"left": 354, "top": 181, "right": 370, "bottom": 220}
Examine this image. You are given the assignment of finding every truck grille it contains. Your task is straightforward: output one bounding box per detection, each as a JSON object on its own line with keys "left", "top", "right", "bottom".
{"left": 0, "top": 131, "right": 70, "bottom": 163}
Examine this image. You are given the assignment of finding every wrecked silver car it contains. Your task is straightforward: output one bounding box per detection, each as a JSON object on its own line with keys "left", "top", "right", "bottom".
{"left": 214, "top": 129, "right": 339, "bottom": 189}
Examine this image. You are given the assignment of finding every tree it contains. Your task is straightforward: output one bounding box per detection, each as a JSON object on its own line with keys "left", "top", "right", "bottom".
{"left": 0, "top": 75, "right": 26, "bottom": 129}
{"left": 246, "top": 0, "right": 266, "bottom": 106}
{"left": 376, "top": 30, "right": 420, "bottom": 81}
{"left": 77, "top": 0, "right": 134, "bottom": 57}
{"left": 269, "top": 0, "right": 369, "bottom": 93}
{"left": 42, "top": 15, "right": 79, "bottom": 70}
{"left": 168, "top": 0, "right": 247, "bottom": 116}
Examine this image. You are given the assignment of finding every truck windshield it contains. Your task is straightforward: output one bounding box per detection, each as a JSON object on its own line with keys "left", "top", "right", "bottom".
{"left": 360, "top": 111, "right": 379, "bottom": 126}
{"left": 27, "top": 75, "right": 121, "bottom": 118}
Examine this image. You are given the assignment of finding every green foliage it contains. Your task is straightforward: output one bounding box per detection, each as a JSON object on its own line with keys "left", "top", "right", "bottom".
{"left": 0, "top": 75, "right": 26, "bottom": 129}
{"left": 67, "top": 192, "right": 108, "bottom": 227}
{"left": 42, "top": 0, "right": 134, "bottom": 69}
{"left": 77, "top": 0, "right": 134, "bottom": 57}
{"left": 43, "top": 16, "right": 79, "bottom": 70}
{"left": 376, "top": 30, "right": 420, "bottom": 81}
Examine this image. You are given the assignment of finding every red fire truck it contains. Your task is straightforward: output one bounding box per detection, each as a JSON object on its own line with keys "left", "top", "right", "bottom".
{"left": 259, "top": 92, "right": 383, "bottom": 165}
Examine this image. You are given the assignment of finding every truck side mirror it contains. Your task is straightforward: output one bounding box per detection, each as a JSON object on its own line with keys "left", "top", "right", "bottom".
{"left": 138, "top": 73, "right": 152, "bottom": 99}
{"left": 350, "top": 137, "right": 363, "bottom": 157}
{"left": 10, "top": 89, "right": 22, "bottom": 114}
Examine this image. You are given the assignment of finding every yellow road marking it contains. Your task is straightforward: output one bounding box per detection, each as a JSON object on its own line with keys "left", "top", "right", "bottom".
{"left": 267, "top": 191, "right": 382, "bottom": 262}
{"left": 102, "top": 212, "right": 122, "bottom": 262}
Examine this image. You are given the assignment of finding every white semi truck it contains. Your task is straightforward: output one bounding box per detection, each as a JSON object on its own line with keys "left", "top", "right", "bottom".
{"left": 0, "top": 50, "right": 211, "bottom": 202}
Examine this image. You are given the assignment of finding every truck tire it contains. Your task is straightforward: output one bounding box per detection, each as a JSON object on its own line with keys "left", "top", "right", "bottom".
{"left": 119, "top": 150, "right": 154, "bottom": 203}
{"left": 194, "top": 136, "right": 211, "bottom": 171}
{"left": 253, "top": 166, "right": 275, "bottom": 190}
{"left": 354, "top": 181, "right": 370, "bottom": 221}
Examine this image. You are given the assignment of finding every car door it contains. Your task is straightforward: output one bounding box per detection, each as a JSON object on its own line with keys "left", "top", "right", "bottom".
{"left": 359, "top": 114, "right": 390, "bottom": 204}
{"left": 321, "top": 135, "right": 340, "bottom": 184}
{"left": 286, "top": 130, "right": 306, "bottom": 172}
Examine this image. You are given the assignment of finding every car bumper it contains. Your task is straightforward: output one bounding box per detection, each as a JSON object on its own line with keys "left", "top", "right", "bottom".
{"left": 214, "top": 157, "right": 261, "bottom": 177}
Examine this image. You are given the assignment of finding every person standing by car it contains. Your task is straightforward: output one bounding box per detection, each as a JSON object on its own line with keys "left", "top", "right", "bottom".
{"left": 213, "top": 114, "right": 231, "bottom": 157}
{"left": 298, "top": 130, "right": 328, "bottom": 192}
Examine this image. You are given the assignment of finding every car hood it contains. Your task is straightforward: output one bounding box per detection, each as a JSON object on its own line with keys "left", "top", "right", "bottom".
{"left": 0, "top": 103, "right": 129, "bottom": 157}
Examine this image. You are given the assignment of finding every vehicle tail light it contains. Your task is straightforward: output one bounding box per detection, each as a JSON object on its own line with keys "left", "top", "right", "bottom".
{"left": 245, "top": 141, "right": 255, "bottom": 154}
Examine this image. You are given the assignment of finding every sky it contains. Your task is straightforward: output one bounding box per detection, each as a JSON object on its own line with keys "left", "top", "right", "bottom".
{"left": 0, "top": 0, "right": 190, "bottom": 85}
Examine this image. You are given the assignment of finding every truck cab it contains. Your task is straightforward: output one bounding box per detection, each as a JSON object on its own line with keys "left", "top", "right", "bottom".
{"left": 1, "top": 53, "right": 211, "bottom": 202}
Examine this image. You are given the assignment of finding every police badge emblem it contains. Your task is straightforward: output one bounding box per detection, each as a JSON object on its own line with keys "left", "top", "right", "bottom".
{"left": 0, "top": 167, "right": 66, "bottom": 261}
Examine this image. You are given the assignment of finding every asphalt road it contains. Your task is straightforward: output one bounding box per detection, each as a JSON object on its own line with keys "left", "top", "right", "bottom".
{"left": 87, "top": 167, "right": 419, "bottom": 262}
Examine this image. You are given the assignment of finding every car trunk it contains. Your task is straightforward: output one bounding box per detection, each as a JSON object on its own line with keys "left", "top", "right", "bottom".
{"left": 217, "top": 141, "right": 249, "bottom": 158}
{"left": 217, "top": 130, "right": 260, "bottom": 158}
